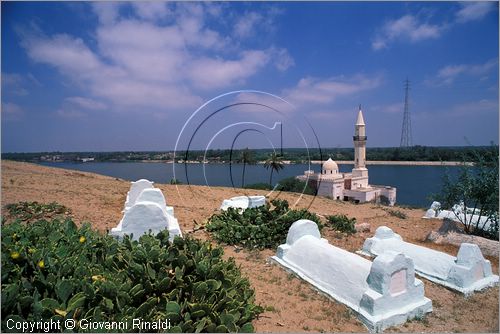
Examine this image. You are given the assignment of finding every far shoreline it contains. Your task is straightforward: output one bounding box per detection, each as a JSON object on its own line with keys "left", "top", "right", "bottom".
{"left": 27, "top": 159, "right": 473, "bottom": 166}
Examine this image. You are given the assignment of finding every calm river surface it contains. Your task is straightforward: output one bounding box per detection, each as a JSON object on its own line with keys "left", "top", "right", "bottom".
{"left": 39, "top": 162, "right": 460, "bottom": 208}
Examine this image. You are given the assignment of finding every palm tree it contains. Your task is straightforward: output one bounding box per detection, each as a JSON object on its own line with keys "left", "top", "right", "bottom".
{"left": 239, "top": 148, "right": 255, "bottom": 187}
{"left": 264, "top": 152, "right": 285, "bottom": 187}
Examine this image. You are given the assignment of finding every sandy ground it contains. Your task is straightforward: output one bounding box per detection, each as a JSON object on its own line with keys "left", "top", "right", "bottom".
{"left": 2, "top": 160, "right": 498, "bottom": 333}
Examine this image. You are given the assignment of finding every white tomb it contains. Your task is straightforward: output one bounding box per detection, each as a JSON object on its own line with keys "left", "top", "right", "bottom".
{"left": 124, "top": 179, "right": 154, "bottom": 210}
{"left": 220, "top": 195, "right": 266, "bottom": 211}
{"left": 111, "top": 180, "right": 182, "bottom": 241}
{"left": 271, "top": 220, "right": 432, "bottom": 332}
{"left": 423, "top": 201, "right": 495, "bottom": 232}
{"left": 361, "top": 226, "right": 499, "bottom": 295}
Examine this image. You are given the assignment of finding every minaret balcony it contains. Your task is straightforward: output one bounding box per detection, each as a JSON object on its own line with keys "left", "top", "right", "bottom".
{"left": 353, "top": 136, "right": 367, "bottom": 141}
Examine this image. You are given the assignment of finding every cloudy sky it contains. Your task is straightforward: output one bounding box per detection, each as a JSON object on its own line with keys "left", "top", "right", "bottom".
{"left": 2, "top": 1, "right": 498, "bottom": 152}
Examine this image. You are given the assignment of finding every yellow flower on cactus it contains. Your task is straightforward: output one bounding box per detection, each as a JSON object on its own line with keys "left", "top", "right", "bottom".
{"left": 10, "top": 251, "right": 20, "bottom": 260}
{"left": 38, "top": 260, "right": 45, "bottom": 269}
{"left": 79, "top": 236, "right": 86, "bottom": 243}
{"left": 28, "top": 248, "right": 35, "bottom": 254}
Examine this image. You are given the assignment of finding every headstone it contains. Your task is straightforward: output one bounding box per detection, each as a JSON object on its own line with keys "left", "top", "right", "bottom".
{"left": 361, "top": 226, "right": 499, "bottom": 295}
{"left": 135, "top": 188, "right": 175, "bottom": 217}
{"left": 111, "top": 180, "right": 182, "bottom": 241}
{"left": 355, "top": 222, "right": 371, "bottom": 233}
{"left": 124, "top": 179, "right": 154, "bottom": 210}
{"left": 272, "top": 220, "right": 432, "bottom": 332}
{"left": 220, "top": 195, "right": 266, "bottom": 211}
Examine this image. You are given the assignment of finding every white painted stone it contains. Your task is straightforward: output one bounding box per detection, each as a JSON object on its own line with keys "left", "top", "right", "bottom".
{"left": 112, "top": 180, "right": 182, "bottom": 241}
{"left": 430, "top": 201, "right": 441, "bottom": 211}
{"left": 424, "top": 209, "right": 436, "bottom": 218}
{"left": 422, "top": 202, "right": 495, "bottom": 232}
{"left": 220, "top": 195, "right": 266, "bottom": 211}
{"left": 135, "top": 188, "right": 175, "bottom": 217}
{"left": 124, "top": 179, "right": 154, "bottom": 210}
{"left": 272, "top": 220, "right": 432, "bottom": 332}
{"left": 361, "top": 226, "right": 499, "bottom": 295}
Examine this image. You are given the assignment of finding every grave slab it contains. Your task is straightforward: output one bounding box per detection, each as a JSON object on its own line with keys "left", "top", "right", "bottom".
{"left": 111, "top": 180, "right": 181, "bottom": 241}
{"left": 360, "top": 226, "right": 499, "bottom": 295}
{"left": 271, "top": 220, "right": 432, "bottom": 332}
{"left": 124, "top": 179, "right": 154, "bottom": 210}
{"left": 220, "top": 195, "right": 266, "bottom": 211}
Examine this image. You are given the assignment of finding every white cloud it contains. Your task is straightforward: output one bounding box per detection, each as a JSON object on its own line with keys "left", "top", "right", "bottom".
{"left": 272, "top": 47, "right": 295, "bottom": 72}
{"left": 2, "top": 73, "right": 29, "bottom": 96}
{"left": 234, "top": 12, "right": 263, "bottom": 38}
{"left": 434, "top": 58, "right": 498, "bottom": 85}
{"left": 24, "top": 34, "right": 103, "bottom": 79}
{"left": 92, "top": 2, "right": 121, "bottom": 25}
{"left": 284, "top": 74, "right": 382, "bottom": 105}
{"left": 372, "top": 103, "right": 402, "bottom": 114}
{"left": 372, "top": 15, "right": 444, "bottom": 50}
{"left": 20, "top": 3, "right": 291, "bottom": 114}
{"left": 456, "top": 2, "right": 495, "bottom": 23}
{"left": 451, "top": 99, "right": 498, "bottom": 116}
{"left": 2, "top": 102, "right": 25, "bottom": 121}
{"left": 233, "top": 8, "right": 282, "bottom": 39}
{"left": 65, "top": 96, "right": 107, "bottom": 110}
{"left": 56, "top": 108, "right": 86, "bottom": 119}
{"left": 188, "top": 50, "right": 271, "bottom": 90}
{"left": 132, "top": 2, "right": 171, "bottom": 21}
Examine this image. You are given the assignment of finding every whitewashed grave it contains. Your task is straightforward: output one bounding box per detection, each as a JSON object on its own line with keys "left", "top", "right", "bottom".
{"left": 110, "top": 179, "right": 182, "bottom": 241}
{"left": 271, "top": 220, "right": 432, "bottom": 332}
{"left": 220, "top": 195, "right": 266, "bottom": 211}
{"left": 360, "top": 226, "right": 498, "bottom": 294}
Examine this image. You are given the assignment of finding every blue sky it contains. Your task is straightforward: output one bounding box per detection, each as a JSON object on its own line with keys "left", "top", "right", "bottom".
{"left": 2, "top": 1, "right": 498, "bottom": 152}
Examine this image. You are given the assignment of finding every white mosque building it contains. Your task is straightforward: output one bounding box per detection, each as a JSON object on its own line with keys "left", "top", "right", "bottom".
{"left": 297, "top": 107, "right": 397, "bottom": 206}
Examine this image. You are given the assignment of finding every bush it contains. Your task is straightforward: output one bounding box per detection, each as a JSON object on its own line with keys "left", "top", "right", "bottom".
{"left": 206, "top": 199, "right": 321, "bottom": 249}
{"left": 385, "top": 209, "right": 408, "bottom": 219}
{"left": 326, "top": 214, "right": 356, "bottom": 234}
{"left": 169, "top": 178, "right": 182, "bottom": 185}
{"left": 244, "top": 183, "right": 271, "bottom": 190}
{"left": 276, "top": 177, "right": 315, "bottom": 195}
{"left": 2, "top": 218, "right": 262, "bottom": 332}
{"left": 4, "top": 201, "right": 70, "bottom": 223}
{"left": 435, "top": 145, "right": 499, "bottom": 240}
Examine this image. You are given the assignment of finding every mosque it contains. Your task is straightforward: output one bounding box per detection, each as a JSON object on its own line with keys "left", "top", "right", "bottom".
{"left": 297, "top": 107, "right": 397, "bottom": 206}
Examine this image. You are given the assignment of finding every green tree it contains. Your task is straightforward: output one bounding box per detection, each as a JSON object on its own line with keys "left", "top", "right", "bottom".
{"left": 239, "top": 148, "right": 255, "bottom": 188}
{"left": 435, "top": 145, "right": 499, "bottom": 239}
{"left": 264, "top": 152, "right": 285, "bottom": 187}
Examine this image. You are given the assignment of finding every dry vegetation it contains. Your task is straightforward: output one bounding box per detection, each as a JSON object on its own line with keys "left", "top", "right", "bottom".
{"left": 2, "top": 160, "right": 498, "bottom": 333}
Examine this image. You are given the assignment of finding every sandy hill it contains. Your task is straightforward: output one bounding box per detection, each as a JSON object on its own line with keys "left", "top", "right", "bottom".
{"left": 2, "top": 160, "right": 498, "bottom": 332}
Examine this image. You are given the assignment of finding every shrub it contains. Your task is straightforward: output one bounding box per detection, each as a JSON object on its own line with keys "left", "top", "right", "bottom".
{"left": 4, "top": 201, "right": 70, "bottom": 223}
{"left": 206, "top": 199, "right": 321, "bottom": 249}
{"left": 326, "top": 214, "right": 356, "bottom": 234}
{"left": 385, "top": 209, "right": 408, "bottom": 219}
{"left": 244, "top": 183, "right": 271, "bottom": 190}
{"left": 2, "top": 218, "right": 262, "bottom": 332}
{"left": 434, "top": 144, "right": 499, "bottom": 240}
{"left": 169, "top": 178, "right": 182, "bottom": 185}
{"left": 276, "top": 177, "right": 315, "bottom": 195}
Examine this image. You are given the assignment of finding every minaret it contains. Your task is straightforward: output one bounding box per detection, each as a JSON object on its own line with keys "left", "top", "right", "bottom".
{"left": 352, "top": 105, "right": 369, "bottom": 182}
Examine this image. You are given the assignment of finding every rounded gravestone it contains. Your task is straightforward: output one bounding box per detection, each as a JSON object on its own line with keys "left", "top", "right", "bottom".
{"left": 286, "top": 219, "right": 321, "bottom": 245}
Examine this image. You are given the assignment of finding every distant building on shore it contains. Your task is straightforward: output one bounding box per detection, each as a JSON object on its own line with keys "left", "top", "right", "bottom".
{"left": 297, "top": 106, "right": 397, "bottom": 205}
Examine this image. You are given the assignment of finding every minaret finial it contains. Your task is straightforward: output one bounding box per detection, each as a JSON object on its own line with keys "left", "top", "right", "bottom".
{"left": 359, "top": 104, "right": 361, "bottom": 111}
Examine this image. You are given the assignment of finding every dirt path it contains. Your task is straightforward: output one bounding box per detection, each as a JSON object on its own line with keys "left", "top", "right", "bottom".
{"left": 2, "top": 160, "right": 498, "bottom": 332}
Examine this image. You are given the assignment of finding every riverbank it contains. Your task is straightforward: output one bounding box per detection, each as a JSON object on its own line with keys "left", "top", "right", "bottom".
{"left": 44, "top": 159, "right": 471, "bottom": 166}
{"left": 311, "top": 160, "right": 472, "bottom": 166}
{"left": 1, "top": 160, "right": 497, "bottom": 333}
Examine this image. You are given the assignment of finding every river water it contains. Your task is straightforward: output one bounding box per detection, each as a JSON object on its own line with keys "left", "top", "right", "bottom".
{"left": 38, "top": 162, "right": 460, "bottom": 208}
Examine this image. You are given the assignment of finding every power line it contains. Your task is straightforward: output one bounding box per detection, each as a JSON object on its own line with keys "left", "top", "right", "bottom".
{"left": 400, "top": 78, "right": 413, "bottom": 148}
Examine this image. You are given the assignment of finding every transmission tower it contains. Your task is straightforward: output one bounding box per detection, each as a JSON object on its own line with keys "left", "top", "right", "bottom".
{"left": 400, "top": 78, "right": 413, "bottom": 147}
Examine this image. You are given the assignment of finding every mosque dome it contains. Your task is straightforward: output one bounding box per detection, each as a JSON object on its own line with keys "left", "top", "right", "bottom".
{"left": 322, "top": 158, "right": 339, "bottom": 173}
